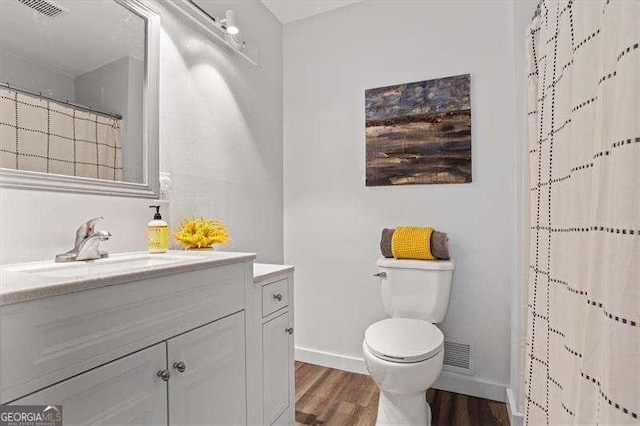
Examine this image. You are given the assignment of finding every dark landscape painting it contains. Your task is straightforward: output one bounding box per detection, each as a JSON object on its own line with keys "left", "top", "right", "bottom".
{"left": 365, "top": 74, "right": 471, "bottom": 186}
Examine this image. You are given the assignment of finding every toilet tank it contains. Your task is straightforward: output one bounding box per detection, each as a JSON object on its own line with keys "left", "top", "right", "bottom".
{"left": 376, "top": 258, "right": 454, "bottom": 323}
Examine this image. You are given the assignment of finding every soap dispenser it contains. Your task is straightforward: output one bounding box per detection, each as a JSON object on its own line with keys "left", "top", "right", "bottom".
{"left": 148, "top": 205, "right": 168, "bottom": 253}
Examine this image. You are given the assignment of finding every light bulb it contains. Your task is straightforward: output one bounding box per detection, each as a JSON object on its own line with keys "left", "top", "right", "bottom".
{"left": 225, "top": 10, "right": 239, "bottom": 35}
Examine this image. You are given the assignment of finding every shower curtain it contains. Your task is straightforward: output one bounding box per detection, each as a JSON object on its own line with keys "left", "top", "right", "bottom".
{"left": 524, "top": 0, "right": 639, "bottom": 424}
{"left": 0, "top": 88, "right": 123, "bottom": 181}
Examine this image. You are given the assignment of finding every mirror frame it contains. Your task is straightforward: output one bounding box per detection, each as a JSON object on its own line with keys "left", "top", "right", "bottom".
{"left": 0, "top": 0, "right": 160, "bottom": 198}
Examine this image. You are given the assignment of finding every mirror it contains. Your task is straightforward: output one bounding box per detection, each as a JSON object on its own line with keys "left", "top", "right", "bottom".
{"left": 0, "top": 0, "right": 159, "bottom": 197}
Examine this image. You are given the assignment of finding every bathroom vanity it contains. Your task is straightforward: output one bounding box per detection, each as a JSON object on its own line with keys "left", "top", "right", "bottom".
{"left": 249, "top": 263, "right": 295, "bottom": 425}
{"left": 0, "top": 252, "right": 295, "bottom": 425}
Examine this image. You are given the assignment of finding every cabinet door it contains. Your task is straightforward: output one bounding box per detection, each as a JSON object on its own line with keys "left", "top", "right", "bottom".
{"left": 263, "top": 311, "right": 292, "bottom": 425}
{"left": 167, "top": 311, "right": 246, "bottom": 425}
{"left": 11, "top": 343, "right": 167, "bottom": 425}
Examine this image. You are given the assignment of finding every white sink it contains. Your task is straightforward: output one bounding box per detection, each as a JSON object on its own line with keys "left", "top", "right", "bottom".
{"left": 7, "top": 253, "right": 200, "bottom": 278}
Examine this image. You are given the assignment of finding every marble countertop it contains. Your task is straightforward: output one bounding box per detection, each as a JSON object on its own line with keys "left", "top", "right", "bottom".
{"left": 0, "top": 250, "right": 256, "bottom": 306}
{"left": 253, "top": 263, "right": 294, "bottom": 283}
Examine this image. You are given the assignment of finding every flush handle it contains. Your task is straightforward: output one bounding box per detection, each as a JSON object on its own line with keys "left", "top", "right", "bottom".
{"left": 373, "top": 272, "right": 387, "bottom": 278}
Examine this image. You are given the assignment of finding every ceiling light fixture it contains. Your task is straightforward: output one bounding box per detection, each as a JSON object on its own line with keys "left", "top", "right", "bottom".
{"left": 222, "top": 10, "right": 239, "bottom": 35}
{"left": 174, "top": 2, "right": 252, "bottom": 57}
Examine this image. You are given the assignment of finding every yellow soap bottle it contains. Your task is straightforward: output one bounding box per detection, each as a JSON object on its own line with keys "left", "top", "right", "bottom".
{"left": 148, "top": 205, "right": 168, "bottom": 253}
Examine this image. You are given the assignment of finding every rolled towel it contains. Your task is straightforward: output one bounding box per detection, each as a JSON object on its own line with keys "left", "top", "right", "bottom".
{"left": 380, "top": 228, "right": 394, "bottom": 258}
{"left": 380, "top": 227, "right": 450, "bottom": 260}
{"left": 430, "top": 231, "right": 450, "bottom": 260}
{"left": 392, "top": 226, "right": 436, "bottom": 260}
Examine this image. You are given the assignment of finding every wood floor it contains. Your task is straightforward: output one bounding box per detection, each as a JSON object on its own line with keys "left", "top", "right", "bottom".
{"left": 295, "top": 362, "right": 509, "bottom": 426}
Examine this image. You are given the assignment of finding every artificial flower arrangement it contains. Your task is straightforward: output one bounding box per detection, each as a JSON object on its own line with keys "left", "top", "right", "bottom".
{"left": 174, "top": 217, "right": 231, "bottom": 249}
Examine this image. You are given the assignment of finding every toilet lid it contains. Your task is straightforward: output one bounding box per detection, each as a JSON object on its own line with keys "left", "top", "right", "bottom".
{"left": 365, "top": 318, "right": 444, "bottom": 363}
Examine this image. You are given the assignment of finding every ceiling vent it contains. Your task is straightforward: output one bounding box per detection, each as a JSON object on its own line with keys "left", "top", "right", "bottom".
{"left": 17, "top": 0, "right": 67, "bottom": 19}
{"left": 443, "top": 339, "right": 473, "bottom": 375}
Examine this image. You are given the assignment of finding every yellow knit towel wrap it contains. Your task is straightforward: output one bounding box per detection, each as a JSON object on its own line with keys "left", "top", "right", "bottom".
{"left": 391, "top": 226, "right": 436, "bottom": 260}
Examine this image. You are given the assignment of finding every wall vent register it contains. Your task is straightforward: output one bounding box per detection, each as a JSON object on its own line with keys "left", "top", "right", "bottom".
{"left": 17, "top": 0, "right": 67, "bottom": 18}
{"left": 443, "top": 340, "right": 472, "bottom": 374}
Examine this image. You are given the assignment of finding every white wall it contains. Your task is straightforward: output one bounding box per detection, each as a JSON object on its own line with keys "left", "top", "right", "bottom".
{"left": 1, "top": 50, "right": 75, "bottom": 100}
{"left": 156, "top": 0, "right": 283, "bottom": 263}
{"left": 510, "top": 0, "right": 539, "bottom": 419}
{"left": 0, "top": 190, "right": 168, "bottom": 265}
{"left": 75, "top": 56, "right": 145, "bottom": 183}
{"left": 127, "top": 58, "right": 145, "bottom": 184}
{"left": 284, "top": 0, "right": 516, "bottom": 399}
{"left": 1, "top": 0, "right": 283, "bottom": 265}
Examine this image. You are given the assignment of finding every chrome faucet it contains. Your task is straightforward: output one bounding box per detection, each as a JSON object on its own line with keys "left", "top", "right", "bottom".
{"left": 55, "top": 217, "right": 111, "bottom": 262}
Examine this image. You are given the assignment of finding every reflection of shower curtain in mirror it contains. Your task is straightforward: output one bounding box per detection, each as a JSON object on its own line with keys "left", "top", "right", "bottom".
{"left": 0, "top": 88, "right": 123, "bottom": 181}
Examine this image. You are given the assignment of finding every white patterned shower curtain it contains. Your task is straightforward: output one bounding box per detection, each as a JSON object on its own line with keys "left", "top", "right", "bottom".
{"left": 0, "top": 88, "right": 123, "bottom": 181}
{"left": 524, "top": 0, "right": 639, "bottom": 424}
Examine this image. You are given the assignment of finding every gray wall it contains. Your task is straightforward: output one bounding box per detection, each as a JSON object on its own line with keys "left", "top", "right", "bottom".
{"left": 1, "top": 50, "right": 75, "bottom": 100}
{"left": 284, "top": 0, "right": 516, "bottom": 398}
{"left": 511, "top": 0, "right": 539, "bottom": 415}
{"left": 75, "top": 56, "right": 144, "bottom": 183}
{"left": 155, "top": 0, "right": 284, "bottom": 263}
{"left": 1, "top": 0, "right": 283, "bottom": 265}
{"left": 127, "top": 57, "right": 145, "bottom": 184}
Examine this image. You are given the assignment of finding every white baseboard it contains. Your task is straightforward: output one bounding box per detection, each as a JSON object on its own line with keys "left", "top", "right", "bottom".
{"left": 295, "top": 346, "right": 368, "bottom": 375}
{"left": 295, "top": 346, "right": 507, "bottom": 403}
{"left": 432, "top": 371, "right": 506, "bottom": 403}
{"left": 506, "top": 387, "right": 524, "bottom": 426}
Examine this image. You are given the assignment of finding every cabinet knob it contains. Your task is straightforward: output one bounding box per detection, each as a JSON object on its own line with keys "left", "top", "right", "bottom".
{"left": 273, "top": 293, "right": 283, "bottom": 302}
{"left": 157, "top": 369, "right": 170, "bottom": 382}
{"left": 285, "top": 327, "right": 294, "bottom": 335}
{"left": 173, "top": 361, "right": 186, "bottom": 373}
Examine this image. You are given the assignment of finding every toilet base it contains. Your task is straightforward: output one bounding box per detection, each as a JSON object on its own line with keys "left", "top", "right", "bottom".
{"left": 375, "top": 391, "right": 431, "bottom": 425}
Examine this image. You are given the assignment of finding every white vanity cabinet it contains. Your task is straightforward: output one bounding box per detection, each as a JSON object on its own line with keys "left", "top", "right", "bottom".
{"left": 0, "top": 252, "right": 256, "bottom": 425}
{"left": 247, "top": 265, "right": 295, "bottom": 426}
{"left": 14, "top": 342, "right": 168, "bottom": 425}
{"left": 167, "top": 312, "right": 246, "bottom": 425}
{"left": 263, "top": 311, "right": 293, "bottom": 424}
{"left": 13, "top": 312, "right": 247, "bottom": 425}
{"left": 0, "top": 253, "right": 295, "bottom": 425}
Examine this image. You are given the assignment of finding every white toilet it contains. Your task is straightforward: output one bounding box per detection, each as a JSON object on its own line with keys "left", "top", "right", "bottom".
{"left": 363, "top": 258, "right": 454, "bottom": 425}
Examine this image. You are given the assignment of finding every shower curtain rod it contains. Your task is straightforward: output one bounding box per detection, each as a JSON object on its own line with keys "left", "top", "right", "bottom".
{"left": 0, "top": 81, "right": 123, "bottom": 120}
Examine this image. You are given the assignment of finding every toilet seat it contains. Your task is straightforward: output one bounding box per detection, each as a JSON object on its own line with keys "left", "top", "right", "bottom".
{"left": 364, "top": 318, "right": 444, "bottom": 363}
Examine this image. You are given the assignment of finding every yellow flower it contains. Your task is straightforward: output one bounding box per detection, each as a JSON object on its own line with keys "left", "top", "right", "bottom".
{"left": 174, "top": 217, "right": 231, "bottom": 249}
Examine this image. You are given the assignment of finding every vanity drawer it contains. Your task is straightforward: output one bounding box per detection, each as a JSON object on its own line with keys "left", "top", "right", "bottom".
{"left": 0, "top": 262, "right": 248, "bottom": 403}
{"left": 262, "top": 279, "right": 288, "bottom": 317}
